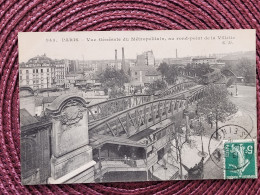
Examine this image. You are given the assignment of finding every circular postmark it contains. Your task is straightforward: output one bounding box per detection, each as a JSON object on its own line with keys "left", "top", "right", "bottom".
{"left": 208, "top": 124, "right": 255, "bottom": 174}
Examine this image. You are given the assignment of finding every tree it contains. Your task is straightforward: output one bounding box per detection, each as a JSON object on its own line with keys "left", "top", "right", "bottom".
{"left": 100, "top": 68, "right": 129, "bottom": 88}
{"left": 157, "top": 62, "right": 169, "bottom": 76}
{"left": 166, "top": 125, "right": 186, "bottom": 180}
{"left": 157, "top": 62, "right": 178, "bottom": 85}
{"left": 165, "top": 66, "right": 179, "bottom": 84}
{"left": 244, "top": 65, "right": 256, "bottom": 84}
{"left": 109, "top": 88, "right": 125, "bottom": 99}
{"left": 145, "top": 80, "right": 167, "bottom": 95}
{"left": 170, "top": 118, "right": 205, "bottom": 179}
{"left": 185, "top": 63, "right": 211, "bottom": 78}
{"left": 223, "top": 57, "right": 256, "bottom": 84}
{"left": 197, "top": 84, "right": 238, "bottom": 139}
{"left": 100, "top": 68, "right": 129, "bottom": 98}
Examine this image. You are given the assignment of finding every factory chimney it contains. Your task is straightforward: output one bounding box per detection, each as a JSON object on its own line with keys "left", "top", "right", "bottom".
{"left": 176, "top": 49, "right": 178, "bottom": 58}
{"left": 115, "top": 49, "right": 118, "bottom": 68}
{"left": 122, "top": 47, "right": 126, "bottom": 72}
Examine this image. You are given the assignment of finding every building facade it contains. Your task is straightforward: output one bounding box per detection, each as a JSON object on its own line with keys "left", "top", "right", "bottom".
{"left": 191, "top": 57, "right": 217, "bottom": 65}
{"left": 54, "top": 59, "right": 68, "bottom": 87}
{"left": 136, "top": 50, "right": 155, "bottom": 66}
{"left": 20, "top": 54, "right": 54, "bottom": 89}
{"left": 19, "top": 54, "right": 72, "bottom": 90}
{"left": 162, "top": 57, "right": 192, "bottom": 66}
{"left": 131, "top": 65, "right": 162, "bottom": 86}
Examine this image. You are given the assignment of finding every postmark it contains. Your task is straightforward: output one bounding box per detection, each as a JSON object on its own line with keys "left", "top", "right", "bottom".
{"left": 208, "top": 124, "right": 257, "bottom": 179}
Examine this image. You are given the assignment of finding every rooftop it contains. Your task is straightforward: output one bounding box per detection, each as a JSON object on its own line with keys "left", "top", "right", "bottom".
{"left": 89, "top": 134, "right": 147, "bottom": 149}
{"left": 192, "top": 57, "right": 216, "bottom": 60}
{"left": 27, "top": 54, "right": 54, "bottom": 65}
{"left": 145, "top": 69, "right": 161, "bottom": 76}
{"left": 129, "top": 128, "right": 155, "bottom": 141}
{"left": 20, "top": 109, "right": 38, "bottom": 127}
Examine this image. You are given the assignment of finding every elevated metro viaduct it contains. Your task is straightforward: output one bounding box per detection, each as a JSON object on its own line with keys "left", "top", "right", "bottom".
{"left": 88, "top": 85, "right": 206, "bottom": 182}
{"left": 20, "top": 81, "right": 203, "bottom": 184}
{"left": 20, "top": 70, "right": 235, "bottom": 184}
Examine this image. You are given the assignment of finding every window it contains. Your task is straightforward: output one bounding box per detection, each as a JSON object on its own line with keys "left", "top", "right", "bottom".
{"left": 36, "top": 69, "right": 38, "bottom": 73}
{"left": 20, "top": 70, "right": 22, "bottom": 74}
{"left": 41, "top": 69, "right": 43, "bottom": 73}
{"left": 135, "top": 72, "right": 137, "bottom": 75}
{"left": 47, "top": 68, "right": 49, "bottom": 72}
{"left": 33, "top": 69, "right": 35, "bottom": 73}
{"left": 20, "top": 76, "right": 22, "bottom": 80}
{"left": 26, "top": 70, "right": 29, "bottom": 74}
{"left": 26, "top": 81, "right": 29, "bottom": 85}
{"left": 26, "top": 76, "right": 29, "bottom": 80}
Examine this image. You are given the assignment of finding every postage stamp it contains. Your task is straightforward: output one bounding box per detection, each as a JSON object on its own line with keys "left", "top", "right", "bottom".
{"left": 208, "top": 124, "right": 255, "bottom": 171}
{"left": 223, "top": 140, "right": 257, "bottom": 179}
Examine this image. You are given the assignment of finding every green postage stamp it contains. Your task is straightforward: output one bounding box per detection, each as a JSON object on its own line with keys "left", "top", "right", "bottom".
{"left": 224, "top": 140, "right": 257, "bottom": 179}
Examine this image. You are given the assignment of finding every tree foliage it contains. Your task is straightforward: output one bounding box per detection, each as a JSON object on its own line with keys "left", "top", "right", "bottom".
{"left": 186, "top": 63, "right": 211, "bottom": 78}
{"left": 157, "top": 62, "right": 178, "bottom": 85}
{"left": 157, "top": 62, "right": 169, "bottom": 76}
{"left": 99, "top": 68, "right": 129, "bottom": 98}
{"left": 224, "top": 57, "right": 256, "bottom": 84}
{"left": 197, "top": 84, "right": 238, "bottom": 123}
{"left": 100, "top": 68, "right": 129, "bottom": 88}
{"left": 145, "top": 79, "right": 167, "bottom": 95}
{"left": 109, "top": 88, "right": 126, "bottom": 99}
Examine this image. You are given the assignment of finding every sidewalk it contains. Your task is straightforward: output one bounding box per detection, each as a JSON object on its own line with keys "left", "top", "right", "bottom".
{"left": 159, "top": 134, "right": 221, "bottom": 179}
{"left": 152, "top": 162, "right": 179, "bottom": 180}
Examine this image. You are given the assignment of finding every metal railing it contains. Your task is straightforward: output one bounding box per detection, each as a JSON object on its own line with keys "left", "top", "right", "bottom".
{"left": 89, "top": 86, "right": 206, "bottom": 138}
{"left": 94, "top": 154, "right": 158, "bottom": 179}
{"left": 87, "top": 81, "right": 198, "bottom": 125}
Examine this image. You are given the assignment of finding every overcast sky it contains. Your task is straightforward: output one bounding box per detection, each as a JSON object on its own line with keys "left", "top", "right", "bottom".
{"left": 18, "top": 29, "right": 255, "bottom": 63}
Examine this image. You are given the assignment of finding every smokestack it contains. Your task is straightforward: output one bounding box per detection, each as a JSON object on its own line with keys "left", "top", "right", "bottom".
{"left": 122, "top": 47, "right": 125, "bottom": 72}
{"left": 176, "top": 49, "right": 178, "bottom": 58}
{"left": 115, "top": 49, "right": 118, "bottom": 67}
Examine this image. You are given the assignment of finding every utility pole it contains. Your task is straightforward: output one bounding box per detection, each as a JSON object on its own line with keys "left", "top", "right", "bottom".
{"left": 175, "top": 131, "right": 183, "bottom": 179}
{"left": 235, "top": 79, "right": 238, "bottom": 96}
{"left": 215, "top": 107, "right": 219, "bottom": 140}
{"left": 122, "top": 47, "right": 125, "bottom": 72}
{"left": 197, "top": 114, "right": 207, "bottom": 157}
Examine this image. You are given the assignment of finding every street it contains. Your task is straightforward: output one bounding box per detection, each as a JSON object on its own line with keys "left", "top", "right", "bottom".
{"left": 203, "top": 84, "right": 257, "bottom": 179}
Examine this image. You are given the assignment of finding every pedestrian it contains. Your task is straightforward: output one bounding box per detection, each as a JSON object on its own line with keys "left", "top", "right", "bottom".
{"left": 216, "top": 150, "right": 221, "bottom": 162}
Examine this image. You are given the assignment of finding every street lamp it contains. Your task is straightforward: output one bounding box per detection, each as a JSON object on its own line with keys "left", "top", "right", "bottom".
{"left": 197, "top": 113, "right": 208, "bottom": 158}
{"left": 235, "top": 79, "right": 238, "bottom": 96}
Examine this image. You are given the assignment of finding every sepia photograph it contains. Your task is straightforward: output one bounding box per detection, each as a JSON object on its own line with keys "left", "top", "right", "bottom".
{"left": 18, "top": 29, "right": 257, "bottom": 185}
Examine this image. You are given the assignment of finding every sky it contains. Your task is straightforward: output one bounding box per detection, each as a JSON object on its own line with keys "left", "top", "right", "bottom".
{"left": 18, "top": 29, "right": 256, "bottom": 63}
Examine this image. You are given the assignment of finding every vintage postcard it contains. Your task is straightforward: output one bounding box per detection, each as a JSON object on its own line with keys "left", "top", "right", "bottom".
{"left": 18, "top": 29, "right": 257, "bottom": 185}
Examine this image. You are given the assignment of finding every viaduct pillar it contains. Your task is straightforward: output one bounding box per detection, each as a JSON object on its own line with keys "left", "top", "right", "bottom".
{"left": 46, "top": 94, "right": 96, "bottom": 184}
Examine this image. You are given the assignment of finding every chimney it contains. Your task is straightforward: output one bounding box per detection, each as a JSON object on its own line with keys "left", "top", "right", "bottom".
{"left": 122, "top": 47, "right": 125, "bottom": 72}
{"left": 176, "top": 49, "right": 178, "bottom": 58}
{"left": 115, "top": 49, "right": 118, "bottom": 67}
